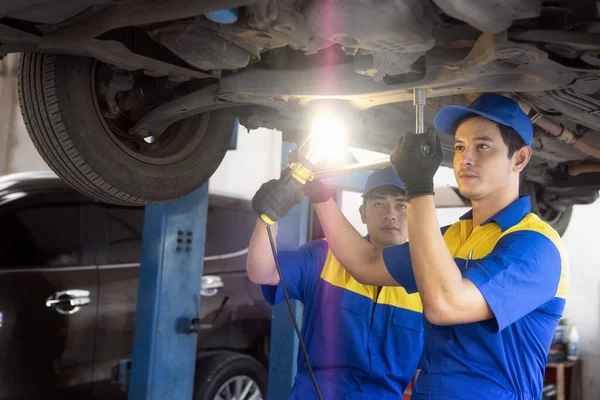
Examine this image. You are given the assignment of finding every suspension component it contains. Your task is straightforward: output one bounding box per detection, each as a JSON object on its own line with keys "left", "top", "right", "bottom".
{"left": 135, "top": 76, "right": 180, "bottom": 106}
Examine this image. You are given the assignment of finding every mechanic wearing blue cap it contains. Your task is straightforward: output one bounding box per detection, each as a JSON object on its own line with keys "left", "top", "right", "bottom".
{"left": 248, "top": 167, "right": 423, "bottom": 399}
{"left": 306, "top": 93, "right": 568, "bottom": 399}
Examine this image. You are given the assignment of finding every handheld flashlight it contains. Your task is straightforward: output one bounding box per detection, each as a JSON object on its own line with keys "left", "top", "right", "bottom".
{"left": 259, "top": 114, "right": 346, "bottom": 225}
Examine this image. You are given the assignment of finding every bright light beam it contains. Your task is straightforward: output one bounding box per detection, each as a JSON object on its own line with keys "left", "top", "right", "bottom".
{"left": 306, "top": 114, "right": 346, "bottom": 165}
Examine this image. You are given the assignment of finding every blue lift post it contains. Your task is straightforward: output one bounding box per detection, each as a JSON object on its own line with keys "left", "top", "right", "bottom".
{"left": 266, "top": 141, "right": 312, "bottom": 399}
{"left": 128, "top": 183, "right": 209, "bottom": 400}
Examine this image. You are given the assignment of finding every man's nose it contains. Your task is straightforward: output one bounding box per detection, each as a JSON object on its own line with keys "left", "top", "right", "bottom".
{"left": 383, "top": 209, "right": 397, "bottom": 220}
{"left": 459, "top": 146, "right": 476, "bottom": 166}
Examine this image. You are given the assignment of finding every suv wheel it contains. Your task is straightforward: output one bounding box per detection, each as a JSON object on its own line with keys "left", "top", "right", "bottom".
{"left": 533, "top": 202, "right": 573, "bottom": 237}
{"left": 18, "top": 53, "right": 236, "bottom": 206}
{"left": 522, "top": 182, "right": 573, "bottom": 237}
{"left": 194, "top": 351, "right": 267, "bottom": 400}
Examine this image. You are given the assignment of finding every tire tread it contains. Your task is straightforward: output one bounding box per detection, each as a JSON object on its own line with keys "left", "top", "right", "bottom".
{"left": 18, "top": 53, "right": 148, "bottom": 205}
{"left": 18, "top": 53, "right": 233, "bottom": 206}
{"left": 194, "top": 351, "right": 267, "bottom": 400}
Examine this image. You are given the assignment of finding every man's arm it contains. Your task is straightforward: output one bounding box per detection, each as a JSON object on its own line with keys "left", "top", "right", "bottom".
{"left": 407, "top": 196, "right": 493, "bottom": 325}
{"left": 313, "top": 199, "right": 399, "bottom": 286}
{"left": 246, "top": 218, "right": 279, "bottom": 285}
{"left": 247, "top": 178, "right": 305, "bottom": 285}
{"left": 389, "top": 130, "right": 492, "bottom": 325}
{"left": 246, "top": 217, "right": 329, "bottom": 305}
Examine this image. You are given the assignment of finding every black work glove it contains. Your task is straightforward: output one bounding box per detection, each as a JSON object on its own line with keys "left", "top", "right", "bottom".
{"left": 252, "top": 179, "right": 304, "bottom": 223}
{"left": 390, "top": 128, "right": 443, "bottom": 200}
{"left": 302, "top": 179, "right": 335, "bottom": 204}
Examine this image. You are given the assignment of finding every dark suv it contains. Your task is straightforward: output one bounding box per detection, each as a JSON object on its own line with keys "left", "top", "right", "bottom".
{"left": 0, "top": 171, "right": 271, "bottom": 400}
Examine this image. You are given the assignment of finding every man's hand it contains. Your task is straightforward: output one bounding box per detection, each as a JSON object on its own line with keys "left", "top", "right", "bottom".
{"left": 390, "top": 128, "right": 443, "bottom": 200}
{"left": 252, "top": 179, "right": 304, "bottom": 223}
{"left": 302, "top": 179, "right": 335, "bottom": 204}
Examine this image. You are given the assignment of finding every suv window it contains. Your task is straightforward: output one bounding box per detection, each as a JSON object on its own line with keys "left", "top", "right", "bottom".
{"left": 104, "top": 202, "right": 255, "bottom": 267}
{"left": 0, "top": 204, "right": 80, "bottom": 267}
{"left": 105, "top": 207, "right": 144, "bottom": 264}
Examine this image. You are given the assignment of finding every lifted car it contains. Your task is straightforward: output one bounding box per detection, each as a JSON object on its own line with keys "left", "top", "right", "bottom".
{"left": 1, "top": 1, "right": 599, "bottom": 234}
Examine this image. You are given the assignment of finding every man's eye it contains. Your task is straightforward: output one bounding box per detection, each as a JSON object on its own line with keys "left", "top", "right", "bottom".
{"left": 478, "top": 144, "right": 490, "bottom": 150}
{"left": 454, "top": 145, "right": 464, "bottom": 152}
{"left": 398, "top": 204, "right": 407, "bottom": 209}
{"left": 374, "top": 203, "right": 383, "bottom": 207}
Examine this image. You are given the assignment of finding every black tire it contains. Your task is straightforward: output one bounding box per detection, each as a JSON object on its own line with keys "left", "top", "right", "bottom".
{"left": 522, "top": 182, "right": 573, "bottom": 237}
{"left": 17, "top": 53, "right": 236, "bottom": 206}
{"left": 194, "top": 351, "right": 268, "bottom": 400}
{"left": 533, "top": 202, "right": 573, "bottom": 237}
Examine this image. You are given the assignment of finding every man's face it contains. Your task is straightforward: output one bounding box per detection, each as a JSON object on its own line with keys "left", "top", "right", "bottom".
{"left": 360, "top": 189, "right": 408, "bottom": 247}
{"left": 453, "top": 116, "right": 519, "bottom": 200}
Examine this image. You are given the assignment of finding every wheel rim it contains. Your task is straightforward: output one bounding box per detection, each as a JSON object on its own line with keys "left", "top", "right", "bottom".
{"left": 213, "top": 375, "right": 263, "bottom": 400}
{"left": 91, "top": 61, "right": 211, "bottom": 166}
{"left": 538, "top": 203, "right": 564, "bottom": 226}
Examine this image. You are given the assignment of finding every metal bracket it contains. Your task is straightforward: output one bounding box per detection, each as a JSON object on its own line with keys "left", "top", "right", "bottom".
{"left": 111, "top": 360, "right": 132, "bottom": 393}
{"left": 128, "top": 84, "right": 239, "bottom": 137}
{"left": 0, "top": 24, "right": 215, "bottom": 82}
{"left": 97, "top": 68, "right": 134, "bottom": 118}
{"left": 177, "top": 317, "right": 209, "bottom": 334}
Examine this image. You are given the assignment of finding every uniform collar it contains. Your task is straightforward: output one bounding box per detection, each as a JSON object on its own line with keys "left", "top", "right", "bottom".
{"left": 459, "top": 196, "right": 532, "bottom": 231}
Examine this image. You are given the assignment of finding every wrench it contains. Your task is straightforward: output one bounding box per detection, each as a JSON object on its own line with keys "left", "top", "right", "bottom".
{"left": 314, "top": 88, "right": 427, "bottom": 179}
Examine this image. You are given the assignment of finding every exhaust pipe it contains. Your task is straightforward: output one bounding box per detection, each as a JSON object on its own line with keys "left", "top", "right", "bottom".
{"left": 518, "top": 100, "right": 600, "bottom": 159}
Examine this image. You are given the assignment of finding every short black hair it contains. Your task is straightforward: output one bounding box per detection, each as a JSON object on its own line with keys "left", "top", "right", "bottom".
{"left": 457, "top": 115, "right": 529, "bottom": 183}
{"left": 363, "top": 185, "right": 406, "bottom": 207}
{"left": 498, "top": 124, "right": 527, "bottom": 158}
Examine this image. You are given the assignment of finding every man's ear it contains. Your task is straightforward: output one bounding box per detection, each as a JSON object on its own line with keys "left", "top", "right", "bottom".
{"left": 513, "top": 146, "right": 532, "bottom": 173}
{"left": 359, "top": 204, "right": 367, "bottom": 224}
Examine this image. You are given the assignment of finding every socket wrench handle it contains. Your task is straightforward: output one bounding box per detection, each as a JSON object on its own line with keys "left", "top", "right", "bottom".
{"left": 414, "top": 88, "right": 426, "bottom": 134}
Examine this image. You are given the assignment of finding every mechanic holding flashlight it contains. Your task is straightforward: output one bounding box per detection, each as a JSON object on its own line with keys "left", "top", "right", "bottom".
{"left": 248, "top": 167, "right": 423, "bottom": 400}
{"left": 254, "top": 93, "right": 568, "bottom": 400}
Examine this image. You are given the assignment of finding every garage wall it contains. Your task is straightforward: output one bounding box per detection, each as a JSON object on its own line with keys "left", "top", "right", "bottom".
{"left": 0, "top": 55, "right": 51, "bottom": 175}
{"left": 562, "top": 204, "right": 600, "bottom": 400}
{"left": 209, "top": 125, "right": 282, "bottom": 200}
{"left": 6, "top": 104, "right": 51, "bottom": 174}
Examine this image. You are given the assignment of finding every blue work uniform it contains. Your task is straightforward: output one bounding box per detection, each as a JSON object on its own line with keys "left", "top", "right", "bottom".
{"left": 262, "top": 240, "right": 423, "bottom": 400}
{"left": 383, "top": 196, "right": 568, "bottom": 400}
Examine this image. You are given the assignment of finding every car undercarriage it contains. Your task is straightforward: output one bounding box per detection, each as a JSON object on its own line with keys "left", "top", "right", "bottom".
{"left": 1, "top": 0, "right": 600, "bottom": 232}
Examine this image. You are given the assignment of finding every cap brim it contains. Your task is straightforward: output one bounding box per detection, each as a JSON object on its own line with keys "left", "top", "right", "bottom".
{"left": 434, "top": 105, "right": 514, "bottom": 135}
{"left": 361, "top": 183, "right": 406, "bottom": 197}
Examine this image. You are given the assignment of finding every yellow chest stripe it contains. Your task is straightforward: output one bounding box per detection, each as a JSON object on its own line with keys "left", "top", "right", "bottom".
{"left": 320, "top": 248, "right": 422, "bottom": 312}
{"left": 442, "top": 213, "right": 568, "bottom": 299}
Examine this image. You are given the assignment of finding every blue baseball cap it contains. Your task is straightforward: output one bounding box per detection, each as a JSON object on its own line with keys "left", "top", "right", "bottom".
{"left": 433, "top": 93, "right": 533, "bottom": 146}
{"left": 362, "top": 167, "right": 405, "bottom": 197}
